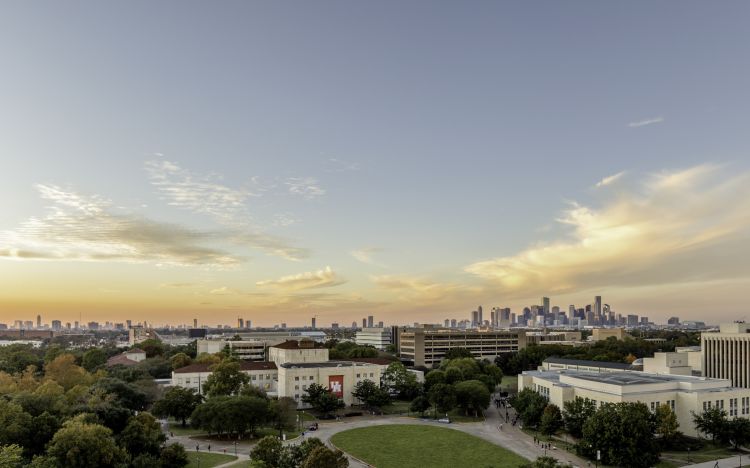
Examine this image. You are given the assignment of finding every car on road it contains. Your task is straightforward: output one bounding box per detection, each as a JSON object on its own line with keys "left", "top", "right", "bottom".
{"left": 308, "top": 423, "right": 319, "bottom": 431}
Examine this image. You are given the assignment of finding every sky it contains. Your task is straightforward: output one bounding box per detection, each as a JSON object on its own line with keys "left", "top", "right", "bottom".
{"left": 1, "top": 2, "right": 750, "bottom": 327}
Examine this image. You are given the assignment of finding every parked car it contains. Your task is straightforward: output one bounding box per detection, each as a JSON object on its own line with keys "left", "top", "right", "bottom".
{"left": 308, "top": 423, "right": 319, "bottom": 431}
{"left": 437, "top": 418, "right": 451, "bottom": 424}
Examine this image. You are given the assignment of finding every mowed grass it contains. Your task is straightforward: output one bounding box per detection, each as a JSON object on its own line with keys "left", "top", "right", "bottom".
{"left": 331, "top": 424, "right": 528, "bottom": 468}
{"left": 186, "top": 452, "right": 238, "bottom": 468}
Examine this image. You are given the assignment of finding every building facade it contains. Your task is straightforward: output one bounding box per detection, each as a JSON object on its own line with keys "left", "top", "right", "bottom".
{"left": 197, "top": 339, "right": 266, "bottom": 360}
{"left": 702, "top": 322, "right": 750, "bottom": 387}
{"left": 399, "top": 327, "right": 526, "bottom": 367}
{"left": 355, "top": 327, "right": 392, "bottom": 350}
{"left": 519, "top": 369, "right": 750, "bottom": 437}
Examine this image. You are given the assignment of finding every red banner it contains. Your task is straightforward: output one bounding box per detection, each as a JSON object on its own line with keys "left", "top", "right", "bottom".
{"left": 328, "top": 375, "right": 344, "bottom": 398}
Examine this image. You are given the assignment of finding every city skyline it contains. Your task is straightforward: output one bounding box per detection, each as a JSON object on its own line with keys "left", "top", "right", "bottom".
{"left": 2, "top": 3, "right": 750, "bottom": 326}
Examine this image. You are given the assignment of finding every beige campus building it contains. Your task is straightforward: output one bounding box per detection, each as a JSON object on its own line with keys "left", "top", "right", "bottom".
{"left": 399, "top": 327, "right": 526, "bottom": 367}
{"left": 702, "top": 322, "right": 750, "bottom": 387}
{"left": 172, "top": 338, "right": 393, "bottom": 408}
{"left": 519, "top": 369, "right": 750, "bottom": 437}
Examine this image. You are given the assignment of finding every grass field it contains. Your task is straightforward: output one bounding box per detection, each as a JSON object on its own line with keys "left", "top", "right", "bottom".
{"left": 186, "top": 452, "right": 237, "bottom": 468}
{"left": 656, "top": 445, "right": 744, "bottom": 467}
{"left": 331, "top": 424, "right": 528, "bottom": 468}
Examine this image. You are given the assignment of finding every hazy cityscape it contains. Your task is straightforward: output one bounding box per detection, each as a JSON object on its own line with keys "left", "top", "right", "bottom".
{"left": 2, "top": 2, "right": 750, "bottom": 468}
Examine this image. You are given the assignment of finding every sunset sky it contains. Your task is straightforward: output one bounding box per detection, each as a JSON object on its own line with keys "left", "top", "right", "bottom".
{"left": 2, "top": 2, "right": 750, "bottom": 327}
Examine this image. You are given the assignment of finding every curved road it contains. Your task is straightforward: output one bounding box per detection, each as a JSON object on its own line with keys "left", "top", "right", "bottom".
{"left": 166, "top": 406, "right": 588, "bottom": 468}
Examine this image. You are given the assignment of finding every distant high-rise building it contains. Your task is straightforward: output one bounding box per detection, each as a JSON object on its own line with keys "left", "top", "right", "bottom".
{"left": 351, "top": 321, "right": 357, "bottom": 329}
{"left": 246, "top": 319, "right": 252, "bottom": 329}
{"left": 444, "top": 319, "right": 450, "bottom": 328}
{"left": 471, "top": 310, "right": 479, "bottom": 327}
{"left": 51, "top": 320, "right": 62, "bottom": 331}
{"left": 311, "top": 317, "right": 316, "bottom": 329}
{"left": 668, "top": 317, "right": 680, "bottom": 325}
{"left": 193, "top": 318, "right": 198, "bottom": 328}
{"left": 593, "top": 296, "right": 602, "bottom": 317}
{"left": 477, "top": 306, "right": 483, "bottom": 325}
{"left": 65, "top": 322, "right": 71, "bottom": 329}
{"left": 24, "top": 320, "right": 33, "bottom": 330}
{"left": 450, "top": 319, "right": 457, "bottom": 328}
{"left": 640, "top": 317, "right": 649, "bottom": 324}
{"left": 378, "top": 321, "right": 384, "bottom": 327}
{"left": 87, "top": 321, "right": 99, "bottom": 330}
{"left": 367, "top": 315, "right": 374, "bottom": 328}
{"left": 542, "top": 297, "right": 550, "bottom": 315}
{"left": 627, "top": 314, "right": 639, "bottom": 326}
{"left": 238, "top": 318, "right": 244, "bottom": 329}
{"left": 332, "top": 322, "right": 339, "bottom": 329}
{"left": 36, "top": 315, "right": 42, "bottom": 329}
{"left": 126, "top": 319, "right": 132, "bottom": 329}
{"left": 362, "top": 318, "right": 367, "bottom": 328}
{"left": 281, "top": 322, "right": 287, "bottom": 329}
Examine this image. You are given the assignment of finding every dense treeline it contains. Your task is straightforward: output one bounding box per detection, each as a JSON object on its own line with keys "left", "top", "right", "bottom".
{"left": 495, "top": 331, "right": 700, "bottom": 375}
{"left": 0, "top": 341, "right": 192, "bottom": 467}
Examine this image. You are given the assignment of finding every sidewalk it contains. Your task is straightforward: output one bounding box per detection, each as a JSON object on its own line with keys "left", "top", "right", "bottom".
{"left": 683, "top": 455, "right": 750, "bottom": 468}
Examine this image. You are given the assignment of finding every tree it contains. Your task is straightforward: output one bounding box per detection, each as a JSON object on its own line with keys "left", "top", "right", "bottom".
{"left": 539, "top": 404, "right": 563, "bottom": 436}
{"left": 454, "top": 380, "right": 490, "bottom": 417}
{"left": 444, "top": 348, "right": 474, "bottom": 360}
{"left": 251, "top": 436, "right": 283, "bottom": 467}
{"left": 47, "top": 415, "right": 127, "bottom": 468}
{"left": 152, "top": 386, "right": 203, "bottom": 427}
{"left": 303, "top": 384, "right": 344, "bottom": 417}
{"left": 0, "top": 444, "right": 23, "bottom": 468}
{"left": 692, "top": 407, "right": 728, "bottom": 443}
{"left": 0, "top": 400, "right": 32, "bottom": 450}
{"left": 202, "top": 359, "right": 250, "bottom": 397}
{"left": 190, "top": 396, "right": 269, "bottom": 438}
{"left": 269, "top": 397, "right": 298, "bottom": 435}
{"left": 424, "top": 370, "right": 446, "bottom": 390}
{"left": 301, "top": 446, "right": 349, "bottom": 468}
{"left": 352, "top": 380, "right": 391, "bottom": 410}
{"left": 562, "top": 397, "right": 596, "bottom": 439}
{"left": 170, "top": 353, "right": 192, "bottom": 370}
{"left": 511, "top": 388, "right": 548, "bottom": 428}
{"left": 44, "top": 354, "right": 90, "bottom": 390}
{"left": 410, "top": 395, "right": 431, "bottom": 416}
{"left": 138, "top": 339, "right": 164, "bottom": 358}
{"left": 81, "top": 348, "right": 107, "bottom": 372}
{"left": 92, "top": 377, "right": 147, "bottom": 411}
{"left": 427, "top": 383, "right": 456, "bottom": 415}
{"left": 725, "top": 417, "right": 750, "bottom": 449}
{"left": 160, "top": 443, "right": 189, "bottom": 468}
{"left": 118, "top": 412, "right": 166, "bottom": 457}
{"left": 579, "top": 402, "right": 660, "bottom": 468}
{"left": 655, "top": 404, "right": 679, "bottom": 444}
{"left": 381, "top": 362, "right": 420, "bottom": 400}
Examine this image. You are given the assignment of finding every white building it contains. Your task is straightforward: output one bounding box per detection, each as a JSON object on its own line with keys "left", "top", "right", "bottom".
{"left": 519, "top": 369, "right": 750, "bottom": 437}
{"left": 702, "top": 322, "right": 750, "bottom": 387}
{"left": 540, "top": 357, "right": 632, "bottom": 373}
{"left": 197, "top": 339, "right": 266, "bottom": 361}
{"left": 355, "top": 327, "right": 392, "bottom": 351}
{"left": 172, "top": 361, "right": 279, "bottom": 396}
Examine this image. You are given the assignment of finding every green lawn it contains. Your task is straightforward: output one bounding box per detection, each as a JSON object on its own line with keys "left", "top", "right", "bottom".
{"left": 186, "top": 452, "right": 238, "bottom": 468}
{"left": 331, "top": 424, "right": 528, "bottom": 468}
{"left": 381, "top": 400, "right": 412, "bottom": 415}
{"left": 168, "top": 419, "right": 205, "bottom": 436}
{"left": 500, "top": 375, "right": 518, "bottom": 394}
{"left": 657, "top": 445, "right": 745, "bottom": 467}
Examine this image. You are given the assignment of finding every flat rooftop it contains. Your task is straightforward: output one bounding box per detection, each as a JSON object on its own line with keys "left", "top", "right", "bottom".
{"left": 527, "top": 369, "right": 731, "bottom": 391}
{"left": 280, "top": 360, "right": 379, "bottom": 369}
{"left": 544, "top": 357, "right": 631, "bottom": 370}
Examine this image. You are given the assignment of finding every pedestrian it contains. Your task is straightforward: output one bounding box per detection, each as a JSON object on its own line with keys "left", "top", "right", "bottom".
{"left": 196, "top": 444, "right": 199, "bottom": 452}
{"left": 500, "top": 424, "right": 503, "bottom": 431}
{"left": 208, "top": 444, "right": 211, "bottom": 452}
{"left": 170, "top": 432, "right": 174, "bottom": 438}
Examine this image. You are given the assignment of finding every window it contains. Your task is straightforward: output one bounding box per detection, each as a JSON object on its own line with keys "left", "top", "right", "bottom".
{"left": 295, "top": 376, "right": 299, "bottom": 381}
{"left": 356, "top": 374, "right": 361, "bottom": 378}
{"left": 295, "top": 385, "right": 299, "bottom": 390}
{"left": 185, "top": 378, "right": 191, "bottom": 385}
{"left": 669, "top": 400, "right": 675, "bottom": 411}
{"left": 294, "top": 394, "right": 299, "bottom": 399}
{"left": 370, "top": 373, "right": 374, "bottom": 378}
{"left": 650, "top": 402, "right": 655, "bottom": 412}
{"left": 251, "top": 375, "right": 256, "bottom": 380}
{"left": 302, "top": 384, "right": 307, "bottom": 390}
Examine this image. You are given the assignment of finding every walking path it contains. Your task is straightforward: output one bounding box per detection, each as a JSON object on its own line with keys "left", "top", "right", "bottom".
{"left": 683, "top": 455, "right": 750, "bottom": 468}
{"left": 164, "top": 404, "right": 590, "bottom": 468}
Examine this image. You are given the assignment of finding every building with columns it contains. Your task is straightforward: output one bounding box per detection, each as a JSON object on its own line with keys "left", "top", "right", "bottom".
{"left": 702, "top": 322, "right": 750, "bottom": 387}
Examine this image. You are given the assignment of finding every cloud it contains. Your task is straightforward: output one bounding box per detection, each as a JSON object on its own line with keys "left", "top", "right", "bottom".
{"left": 0, "top": 185, "right": 241, "bottom": 266}
{"left": 350, "top": 247, "right": 383, "bottom": 265}
{"left": 256, "top": 266, "right": 346, "bottom": 290}
{"left": 628, "top": 117, "right": 664, "bottom": 128}
{"left": 0, "top": 184, "right": 309, "bottom": 265}
{"left": 465, "top": 164, "right": 750, "bottom": 297}
{"left": 145, "top": 159, "right": 256, "bottom": 222}
{"left": 285, "top": 177, "right": 326, "bottom": 200}
{"left": 371, "top": 275, "right": 480, "bottom": 303}
{"left": 325, "top": 158, "right": 360, "bottom": 173}
{"left": 595, "top": 171, "right": 626, "bottom": 188}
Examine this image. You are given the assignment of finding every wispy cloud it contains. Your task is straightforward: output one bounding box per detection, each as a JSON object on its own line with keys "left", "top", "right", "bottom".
{"left": 325, "top": 158, "right": 360, "bottom": 173}
{"left": 465, "top": 164, "right": 750, "bottom": 297}
{"left": 0, "top": 185, "right": 240, "bottom": 266}
{"left": 285, "top": 177, "right": 326, "bottom": 200}
{"left": 371, "top": 275, "right": 480, "bottom": 303}
{"left": 145, "top": 159, "right": 256, "bottom": 222}
{"left": 350, "top": 247, "right": 383, "bottom": 265}
{"left": 256, "top": 266, "right": 345, "bottom": 290}
{"left": 595, "top": 171, "right": 626, "bottom": 188}
{"left": 628, "top": 116, "right": 664, "bottom": 128}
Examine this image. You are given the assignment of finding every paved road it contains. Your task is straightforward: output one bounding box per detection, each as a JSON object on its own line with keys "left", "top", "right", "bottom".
{"left": 164, "top": 406, "right": 590, "bottom": 468}
{"left": 682, "top": 455, "right": 750, "bottom": 468}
